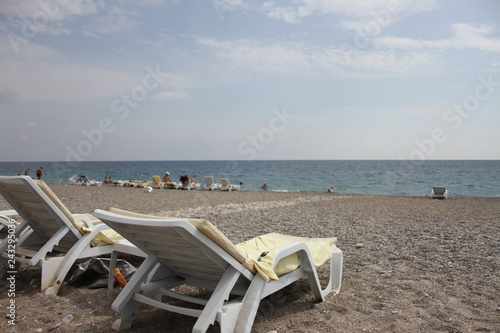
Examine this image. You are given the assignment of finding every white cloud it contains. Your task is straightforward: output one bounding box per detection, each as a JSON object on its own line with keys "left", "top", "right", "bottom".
{"left": 0, "top": 0, "right": 103, "bottom": 24}
{"left": 0, "top": 0, "right": 104, "bottom": 40}
{"left": 260, "top": 0, "right": 436, "bottom": 23}
{"left": 261, "top": 2, "right": 312, "bottom": 23}
{"left": 198, "top": 37, "right": 309, "bottom": 74}
{"left": 376, "top": 23, "right": 500, "bottom": 53}
{"left": 198, "top": 37, "right": 435, "bottom": 78}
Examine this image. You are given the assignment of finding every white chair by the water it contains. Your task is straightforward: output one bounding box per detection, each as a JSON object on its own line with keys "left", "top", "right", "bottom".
{"left": 204, "top": 176, "right": 220, "bottom": 191}
{"left": 219, "top": 178, "right": 241, "bottom": 191}
{"left": 431, "top": 186, "right": 448, "bottom": 199}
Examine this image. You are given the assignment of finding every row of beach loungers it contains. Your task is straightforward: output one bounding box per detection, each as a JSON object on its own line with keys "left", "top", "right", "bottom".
{"left": 71, "top": 175, "right": 242, "bottom": 191}
{"left": 0, "top": 175, "right": 342, "bottom": 332}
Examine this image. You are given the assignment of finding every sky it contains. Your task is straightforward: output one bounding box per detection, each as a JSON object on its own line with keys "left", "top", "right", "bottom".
{"left": 0, "top": 0, "right": 499, "bottom": 162}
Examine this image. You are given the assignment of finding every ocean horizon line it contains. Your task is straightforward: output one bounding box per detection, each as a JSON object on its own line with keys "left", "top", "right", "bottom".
{"left": 2, "top": 158, "right": 499, "bottom": 163}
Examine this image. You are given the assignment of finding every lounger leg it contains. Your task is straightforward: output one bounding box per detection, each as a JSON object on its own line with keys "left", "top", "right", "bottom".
{"left": 218, "top": 302, "right": 243, "bottom": 333}
{"left": 108, "top": 250, "right": 119, "bottom": 294}
{"left": 234, "top": 275, "right": 267, "bottom": 333}
{"left": 111, "top": 256, "right": 159, "bottom": 331}
{"left": 298, "top": 248, "right": 324, "bottom": 302}
{"left": 193, "top": 266, "right": 241, "bottom": 333}
{"left": 112, "top": 301, "right": 140, "bottom": 331}
{"left": 44, "top": 230, "right": 111, "bottom": 295}
{"left": 328, "top": 247, "right": 343, "bottom": 296}
{"left": 304, "top": 246, "right": 343, "bottom": 300}
{"left": 40, "top": 257, "right": 65, "bottom": 292}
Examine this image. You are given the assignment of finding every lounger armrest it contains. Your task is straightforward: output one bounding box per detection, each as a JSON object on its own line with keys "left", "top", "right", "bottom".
{"left": 271, "top": 241, "right": 313, "bottom": 269}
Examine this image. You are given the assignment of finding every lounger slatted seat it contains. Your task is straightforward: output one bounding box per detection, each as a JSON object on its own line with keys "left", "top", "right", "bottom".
{"left": 0, "top": 176, "right": 126, "bottom": 295}
{"left": 93, "top": 208, "right": 342, "bottom": 333}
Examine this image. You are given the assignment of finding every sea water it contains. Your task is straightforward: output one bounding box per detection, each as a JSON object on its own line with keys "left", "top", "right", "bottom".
{"left": 1, "top": 160, "right": 499, "bottom": 197}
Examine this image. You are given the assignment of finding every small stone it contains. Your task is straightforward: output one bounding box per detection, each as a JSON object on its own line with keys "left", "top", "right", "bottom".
{"left": 355, "top": 243, "right": 364, "bottom": 248}
{"left": 61, "top": 314, "right": 73, "bottom": 323}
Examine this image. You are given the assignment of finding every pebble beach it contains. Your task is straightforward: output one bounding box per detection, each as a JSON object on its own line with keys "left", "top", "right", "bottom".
{"left": 1, "top": 184, "right": 499, "bottom": 332}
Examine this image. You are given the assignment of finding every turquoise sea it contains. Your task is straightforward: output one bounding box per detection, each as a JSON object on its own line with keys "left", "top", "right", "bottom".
{"left": 1, "top": 160, "right": 499, "bottom": 197}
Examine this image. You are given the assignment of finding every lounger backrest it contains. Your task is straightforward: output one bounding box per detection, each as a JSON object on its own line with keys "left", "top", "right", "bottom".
{"left": 152, "top": 175, "right": 161, "bottom": 185}
{"left": 433, "top": 186, "right": 446, "bottom": 195}
{"left": 204, "top": 176, "right": 214, "bottom": 185}
{"left": 0, "top": 176, "right": 82, "bottom": 249}
{"left": 108, "top": 208, "right": 254, "bottom": 271}
{"left": 96, "top": 209, "right": 256, "bottom": 289}
{"left": 220, "top": 178, "right": 229, "bottom": 186}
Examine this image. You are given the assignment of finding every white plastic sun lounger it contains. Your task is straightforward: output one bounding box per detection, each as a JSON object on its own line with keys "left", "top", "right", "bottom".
{"left": 204, "top": 176, "right": 220, "bottom": 191}
{"left": 0, "top": 176, "right": 126, "bottom": 295}
{"left": 431, "top": 186, "right": 448, "bottom": 199}
{"left": 219, "top": 178, "right": 240, "bottom": 191}
{"left": 93, "top": 208, "right": 342, "bottom": 333}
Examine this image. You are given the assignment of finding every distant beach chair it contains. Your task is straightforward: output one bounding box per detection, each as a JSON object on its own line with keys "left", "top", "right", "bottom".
{"left": 179, "top": 181, "right": 193, "bottom": 190}
{"left": 93, "top": 208, "right": 343, "bottom": 333}
{"left": 179, "top": 177, "right": 200, "bottom": 190}
{"left": 69, "top": 175, "right": 102, "bottom": 186}
{"left": 431, "top": 186, "right": 448, "bottom": 199}
{"left": 204, "top": 176, "right": 220, "bottom": 190}
{"left": 151, "top": 175, "right": 163, "bottom": 189}
{"left": 219, "top": 178, "right": 241, "bottom": 191}
{"left": 0, "top": 176, "right": 132, "bottom": 295}
{"left": 164, "top": 181, "right": 180, "bottom": 189}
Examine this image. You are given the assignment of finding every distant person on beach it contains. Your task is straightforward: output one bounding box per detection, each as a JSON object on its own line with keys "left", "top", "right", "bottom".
{"left": 36, "top": 167, "right": 43, "bottom": 180}
{"left": 180, "top": 174, "right": 190, "bottom": 186}
{"left": 328, "top": 185, "right": 335, "bottom": 193}
{"left": 190, "top": 175, "right": 200, "bottom": 186}
{"left": 24, "top": 168, "right": 30, "bottom": 175}
{"left": 163, "top": 172, "right": 171, "bottom": 183}
{"left": 261, "top": 182, "right": 268, "bottom": 190}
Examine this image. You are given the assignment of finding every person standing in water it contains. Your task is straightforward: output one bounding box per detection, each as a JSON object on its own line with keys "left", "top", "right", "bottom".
{"left": 36, "top": 167, "right": 43, "bottom": 180}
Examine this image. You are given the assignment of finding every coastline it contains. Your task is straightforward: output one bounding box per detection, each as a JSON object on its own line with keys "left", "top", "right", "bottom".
{"left": 2, "top": 159, "right": 499, "bottom": 197}
{"left": 1, "top": 184, "right": 499, "bottom": 332}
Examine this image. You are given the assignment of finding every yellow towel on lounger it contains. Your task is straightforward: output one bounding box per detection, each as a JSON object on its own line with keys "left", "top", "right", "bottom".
{"left": 236, "top": 233, "right": 337, "bottom": 281}
{"left": 73, "top": 213, "right": 124, "bottom": 246}
{"left": 35, "top": 181, "right": 124, "bottom": 247}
